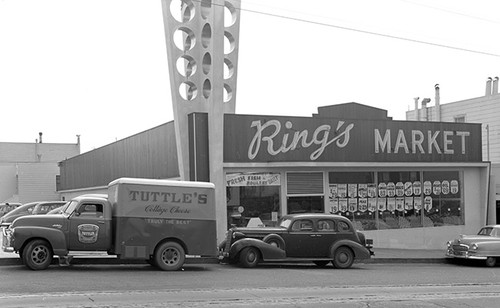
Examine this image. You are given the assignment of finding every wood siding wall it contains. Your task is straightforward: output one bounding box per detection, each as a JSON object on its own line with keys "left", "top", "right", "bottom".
{"left": 58, "top": 122, "right": 179, "bottom": 191}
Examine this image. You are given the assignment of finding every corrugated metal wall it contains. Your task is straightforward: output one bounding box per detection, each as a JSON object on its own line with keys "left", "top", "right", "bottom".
{"left": 58, "top": 121, "right": 179, "bottom": 191}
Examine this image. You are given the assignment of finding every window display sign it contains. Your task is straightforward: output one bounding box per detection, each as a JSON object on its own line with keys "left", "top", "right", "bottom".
{"left": 387, "top": 182, "right": 395, "bottom": 197}
{"left": 226, "top": 173, "right": 280, "bottom": 186}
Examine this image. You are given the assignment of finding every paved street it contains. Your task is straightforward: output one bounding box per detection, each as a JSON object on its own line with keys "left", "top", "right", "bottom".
{"left": 1, "top": 262, "right": 499, "bottom": 307}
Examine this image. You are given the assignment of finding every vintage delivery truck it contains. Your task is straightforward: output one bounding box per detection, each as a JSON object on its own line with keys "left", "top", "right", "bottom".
{"left": 2, "top": 178, "right": 217, "bottom": 271}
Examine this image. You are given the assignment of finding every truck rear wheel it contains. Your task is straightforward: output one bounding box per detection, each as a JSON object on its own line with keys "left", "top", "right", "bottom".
{"left": 154, "top": 241, "right": 185, "bottom": 271}
{"left": 23, "top": 239, "right": 53, "bottom": 270}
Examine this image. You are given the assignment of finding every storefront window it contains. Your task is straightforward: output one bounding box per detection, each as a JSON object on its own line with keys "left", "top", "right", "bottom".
{"left": 329, "top": 170, "right": 464, "bottom": 230}
{"left": 226, "top": 173, "right": 280, "bottom": 228}
{"left": 328, "top": 172, "right": 377, "bottom": 231}
{"left": 422, "top": 171, "right": 463, "bottom": 226}
{"left": 377, "top": 171, "right": 422, "bottom": 229}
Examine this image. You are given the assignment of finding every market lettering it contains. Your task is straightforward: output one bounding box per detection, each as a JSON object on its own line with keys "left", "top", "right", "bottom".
{"left": 129, "top": 190, "right": 207, "bottom": 204}
{"left": 248, "top": 119, "right": 354, "bottom": 160}
{"left": 374, "top": 129, "right": 470, "bottom": 154}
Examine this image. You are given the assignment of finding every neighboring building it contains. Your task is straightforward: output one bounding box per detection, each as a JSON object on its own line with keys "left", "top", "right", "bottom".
{"left": 57, "top": 122, "right": 179, "bottom": 200}
{"left": 58, "top": 103, "right": 490, "bottom": 249}
{"left": 0, "top": 134, "right": 80, "bottom": 203}
{"left": 407, "top": 77, "right": 500, "bottom": 224}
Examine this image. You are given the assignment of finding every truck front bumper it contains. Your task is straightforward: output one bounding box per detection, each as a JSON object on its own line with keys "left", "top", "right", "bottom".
{"left": 1, "top": 227, "right": 15, "bottom": 253}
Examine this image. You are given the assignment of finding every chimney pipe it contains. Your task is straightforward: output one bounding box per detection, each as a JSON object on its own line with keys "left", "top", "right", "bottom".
{"left": 493, "top": 77, "right": 499, "bottom": 95}
{"left": 421, "top": 98, "right": 431, "bottom": 121}
{"left": 414, "top": 97, "right": 420, "bottom": 121}
{"left": 486, "top": 77, "right": 492, "bottom": 96}
{"left": 39, "top": 132, "right": 43, "bottom": 144}
{"left": 435, "top": 84, "right": 440, "bottom": 122}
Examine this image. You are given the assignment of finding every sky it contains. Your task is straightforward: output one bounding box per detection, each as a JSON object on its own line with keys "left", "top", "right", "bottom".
{"left": 1, "top": 0, "right": 499, "bottom": 154}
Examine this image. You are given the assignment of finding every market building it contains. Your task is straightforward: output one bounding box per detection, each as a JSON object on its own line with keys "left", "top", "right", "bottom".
{"left": 57, "top": 102, "right": 491, "bottom": 249}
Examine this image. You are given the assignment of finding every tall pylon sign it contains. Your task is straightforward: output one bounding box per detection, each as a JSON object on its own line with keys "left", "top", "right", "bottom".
{"left": 161, "top": 0, "right": 241, "bottom": 240}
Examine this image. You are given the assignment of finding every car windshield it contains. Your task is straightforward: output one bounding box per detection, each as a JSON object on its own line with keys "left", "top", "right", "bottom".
{"left": 477, "top": 227, "right": 499, "bottom": 237}
{"left": 278, "top": 218, "right": 292, "bottom": 228}
{"left": 63, "top": 200, "right": 79, "bottom": 215}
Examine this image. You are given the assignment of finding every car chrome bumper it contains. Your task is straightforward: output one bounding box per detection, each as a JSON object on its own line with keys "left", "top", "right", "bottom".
{"left": 446, "top": 250, "right": 487, "bottom": 260}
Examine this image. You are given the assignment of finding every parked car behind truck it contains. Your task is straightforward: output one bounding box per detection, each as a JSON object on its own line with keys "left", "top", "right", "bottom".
{"left": 3, "top": 178, "right": 217, "bottom": 271}
{"left": 219, "top": 213, "right": 373, "bottom": 269}
{"left": 0, "top": 201, "right": 66, "bottom": 229}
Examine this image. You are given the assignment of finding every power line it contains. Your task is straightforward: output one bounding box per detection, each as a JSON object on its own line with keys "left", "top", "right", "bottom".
{"left": 193, "top": 0, "right": 500, "bottom": 58}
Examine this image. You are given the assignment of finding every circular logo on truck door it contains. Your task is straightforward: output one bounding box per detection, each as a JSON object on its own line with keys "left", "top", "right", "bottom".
{"left": 78, "top": 224, "right": 99, "bottom": 244}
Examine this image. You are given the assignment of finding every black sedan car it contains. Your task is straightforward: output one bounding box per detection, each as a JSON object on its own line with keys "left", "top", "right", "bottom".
{"left": 219, "top": 213, "right": 373, "bottom": 269}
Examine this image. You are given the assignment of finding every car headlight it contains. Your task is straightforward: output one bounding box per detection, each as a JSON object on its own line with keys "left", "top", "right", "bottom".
{"left": 470, "top": 243, "right": 478, "bottom": 250}
{"left": 447, "top": 241, "right": 452, "bottom": 248}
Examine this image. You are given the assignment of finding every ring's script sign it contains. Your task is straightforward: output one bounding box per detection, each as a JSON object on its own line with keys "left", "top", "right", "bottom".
{"left": 224, "top": 114, "right": 482, "bottom": 163}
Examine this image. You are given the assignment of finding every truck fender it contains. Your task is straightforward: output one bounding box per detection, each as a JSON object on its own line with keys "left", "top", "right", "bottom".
{"left": 14, "top": 226, "right": 68, "bottom": 256}
{"left": 230, "top": 238, "right": 286, "bottom": 260}
{"left": 330, "top": 239, "right": 371, "bottom": 260}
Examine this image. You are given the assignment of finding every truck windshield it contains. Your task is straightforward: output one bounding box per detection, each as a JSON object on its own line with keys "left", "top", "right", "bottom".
{"left": 63, "top": 200, "right": 79, "bottom": 215}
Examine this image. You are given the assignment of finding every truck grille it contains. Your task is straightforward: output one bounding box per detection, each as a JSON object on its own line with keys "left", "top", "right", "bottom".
{"left": 224, "top": 230, "right": 233, "bottom": 253}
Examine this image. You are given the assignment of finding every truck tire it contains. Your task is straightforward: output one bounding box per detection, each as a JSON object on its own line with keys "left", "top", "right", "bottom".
{"left": 239, "top": 247, "right": 260, "bottom": 268}
{"left": 154, "top": 241, "right": 185, "bottom": 271}
{"left": 22, "top": 239, "right": 53, "bottom": 270}
{"left": 332, "top": 246, "right": 354, "bottom": 269}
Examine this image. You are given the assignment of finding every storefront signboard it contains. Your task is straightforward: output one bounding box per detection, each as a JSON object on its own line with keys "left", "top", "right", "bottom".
{"left": 224, "top": 114, "right": 482, "bottom": 163}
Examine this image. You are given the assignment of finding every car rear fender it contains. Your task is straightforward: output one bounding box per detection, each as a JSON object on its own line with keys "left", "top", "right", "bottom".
{"left": 13, "top": 226, "right": 68, "bottom": 256}
{"left": 230, "top": 238, "right": 286, "bottom": 260}
{"left": 330, "top": 239, "right": 371, "bottom": 260}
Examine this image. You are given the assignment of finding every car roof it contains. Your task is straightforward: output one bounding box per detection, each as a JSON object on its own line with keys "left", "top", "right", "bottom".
{"left": 282, "top": 213, "right": 351, "bottom": 221}
{"left": 3, "top": 201, "right": 64, "bottom": 217}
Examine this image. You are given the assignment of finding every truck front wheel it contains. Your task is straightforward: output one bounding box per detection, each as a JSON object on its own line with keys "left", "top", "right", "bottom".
{"left": 23, "top": 239, "right": 53, "bottom": 270}
{"left": 154, "top": 241, "right": 185, "bottom": 271}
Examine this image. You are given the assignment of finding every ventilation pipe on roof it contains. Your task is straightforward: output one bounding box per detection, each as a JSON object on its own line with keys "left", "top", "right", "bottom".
{"left": 486, "top": 77, "right": 493, "bottom": 96}
{"left": 493, "top": 77, "right": 499, "bottom": 95}
{"left": 414, "top": 97, "right": 420, "bottom": 121}
{"left": 39, "top": 132, "right": 43, "bottom": 143}
{"left": 435, "top": 84, "right": 440, "bottom": 122}
{"left": 421, "top": 98, "right": 431, "bottom": 121}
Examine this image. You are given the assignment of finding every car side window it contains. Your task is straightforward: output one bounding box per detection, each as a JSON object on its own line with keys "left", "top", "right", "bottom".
{"left": 291, "top": 219, "right": 313, "bottom": 231}
{"left": 337, "top": 221, "right": 351, "bottom": 232}
{"left": 317, "top": 220, "right": 334, "bottom": 231}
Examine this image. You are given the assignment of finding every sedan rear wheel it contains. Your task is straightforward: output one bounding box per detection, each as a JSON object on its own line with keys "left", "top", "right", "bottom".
{"left": 332, "top": 246, "right": 354, "bottom": 269}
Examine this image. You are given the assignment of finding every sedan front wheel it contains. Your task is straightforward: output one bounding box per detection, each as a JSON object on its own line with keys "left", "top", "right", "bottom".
{"left": 239, "top": 247, "right": 260, "bottom": 268}
{"left": 485, "top": 257, "right": 497, "bottom": 267}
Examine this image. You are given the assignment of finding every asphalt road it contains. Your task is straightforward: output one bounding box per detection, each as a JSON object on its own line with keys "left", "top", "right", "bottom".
{"left": 1, "top": 262, "right": 499, "bottom": 307}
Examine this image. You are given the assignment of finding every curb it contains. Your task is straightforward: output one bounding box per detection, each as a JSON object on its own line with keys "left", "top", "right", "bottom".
{"left": 0, "top": 257, "right": 448, "bottom": 267}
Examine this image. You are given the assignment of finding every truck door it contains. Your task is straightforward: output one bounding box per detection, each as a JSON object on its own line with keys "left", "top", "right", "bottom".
{"left": 69, "top": 202, "right": 111, "bottom": 251}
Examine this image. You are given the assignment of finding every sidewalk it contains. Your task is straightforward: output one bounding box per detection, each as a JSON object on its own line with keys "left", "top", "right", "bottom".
{"left": 0, "top": 246, "right": 448, "bottom": 266}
